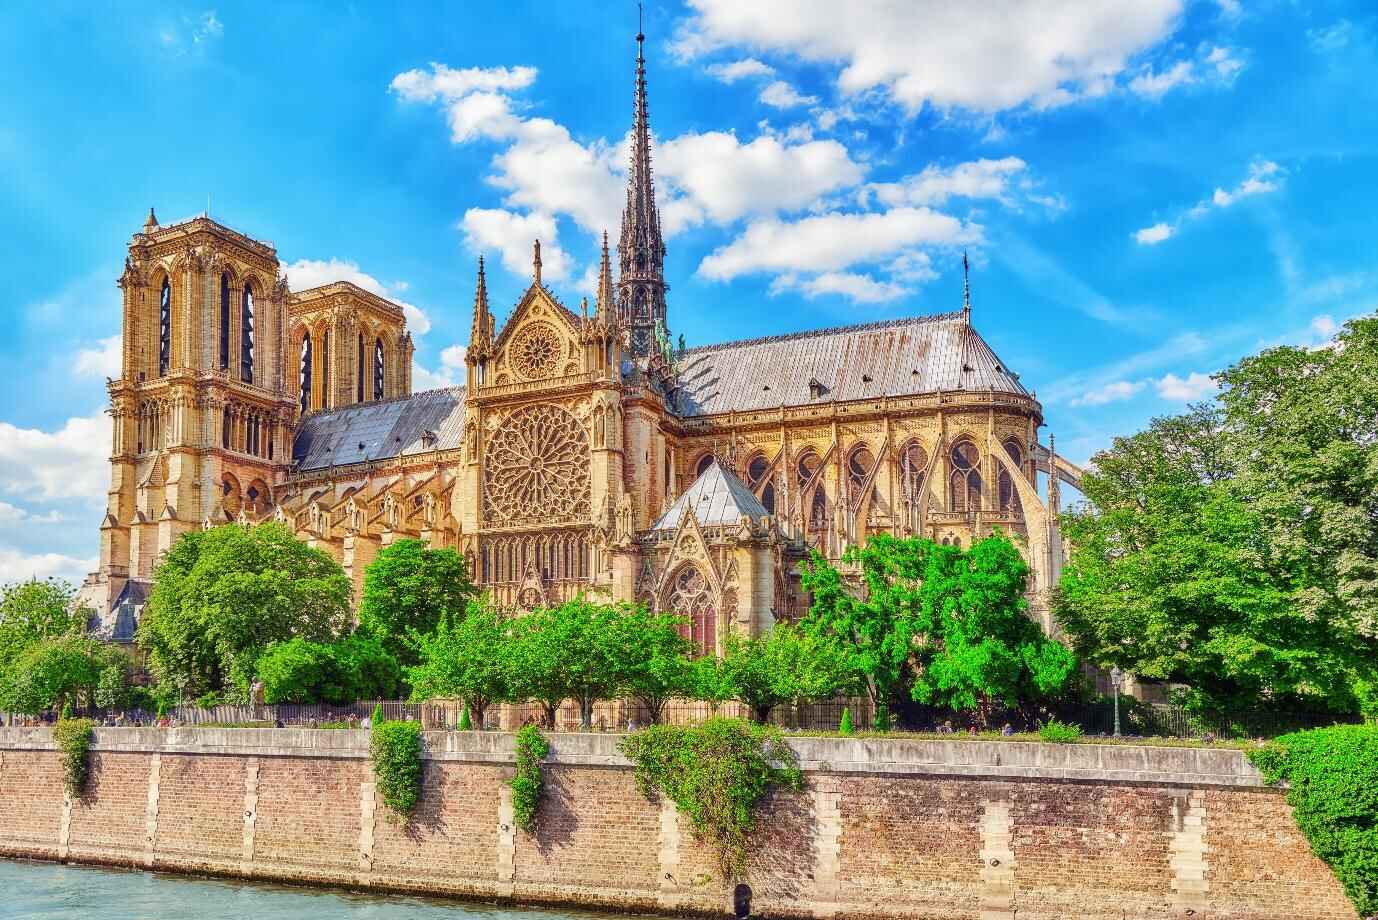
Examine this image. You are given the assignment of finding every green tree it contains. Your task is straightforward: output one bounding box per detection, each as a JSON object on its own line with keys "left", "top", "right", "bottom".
{"left": 911, "top": 536, "right": 1078, "bottom": 722}
{"left": 358, "top": 539, "right": 477, "bottom": 670}
{"left": 255, "top": 635, "right": 400, "bottom": 704}
{"left": 0, "top": 636, "right": 104, "bottom": 714}
{"left": 1056, "top": 391, "right": 1378, "bottom": 717}
{"left": 618, "top": 606, "right": 694, "bottom": 724}
{"left": 720, "top": 624, "right": 858, "bottom": 723}
{"left": 0, "top": 578, "right": 87, "bottom": 673}
{"left": 506, "top": 606, "right": 571, "bottom": 727}
{"left": 800, "top": 535, "right": 926, "bottom": 728}
{"left": 137, "top": 523, "right": 352, "bottom": 699}
{"left": 408, "top": 602, "right": 511, "bottom": 729}
{"left": 505, "top": 598, "right": 635, "bottom": 730}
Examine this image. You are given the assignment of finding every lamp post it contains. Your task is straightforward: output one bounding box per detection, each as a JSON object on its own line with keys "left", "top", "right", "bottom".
{"left": 1110, "top": 666, "right": 1123, "bottom": 737}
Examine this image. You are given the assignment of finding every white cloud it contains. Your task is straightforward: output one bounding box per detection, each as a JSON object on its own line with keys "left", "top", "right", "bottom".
{"left": 0, "top": 546, "right": 98, "bottom": 585}
{"left": 193, "top": 11, "right": 223, "bottom": 43}
{"left": 0, "top": 413, "right": 110, "bottom": 503}
{"left": 1310, "top": 315, "right": 1339, "bottom": 339}
{"left": 673, "top": 0, "right": 1184, "bottom": 114}
{"left": 1211, "top": 160, "right": 1282, "bottom": 208}
{"left": 770, "top": 271, "right": 907, "bottom": 303}
{"left": 283, "top": 258, "right": 431, "bottom": 336}
{"left": 698, "top": 207, "right": 975, "bottom": 281}
{"left": 0, "top": 501, "right": 63, "bottom": 525}
{"left": 1215, "top": 0, "right": 1241, "bottom": 20}
{"left": 1205, "top": 46, "right": 1244, "bottom": 79}
{"left": 1069, "top": 380, "right": 1146, "bottom": 407}
{"left": 867, "top": 157, "right": 1028, "bottom": 208}
{"left": 1133, "top": 222, "right": 1174, "bottom": 245}
{"left": 1128, "top": 60, "right": 1195, "bottom": 98}
{"left": 759, "top": 80, "right": 818, "bottom": 108}
{"left": 707, "top": 58, "right": 775, "bottom": 83}
{"left": 412, "top": 343, "right": 469, "bottom": 392}
{"left": 1155, "top": 371, "right": 1217, "bottom": 401}
{"left": 390, "top": 63, "right": 538, "bottom": 102}
{"left": 73, "top": 335, "right": 122, "bottom": 378}
{"left": 461, "top": 208, "right": 573, "bottom": 282}
{"left": 1308, "top": 20, "right": 1355, "bottom": 54}
{"left": 657, "top": 132, "right": 864, "bottom": 227}
{"left": 1132, "top": 160, "right": 1284, "bottom": 248}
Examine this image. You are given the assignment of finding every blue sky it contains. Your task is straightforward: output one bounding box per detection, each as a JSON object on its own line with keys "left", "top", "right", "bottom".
{"left": 1, "top": 0, "right": 1375, "bottom": 584}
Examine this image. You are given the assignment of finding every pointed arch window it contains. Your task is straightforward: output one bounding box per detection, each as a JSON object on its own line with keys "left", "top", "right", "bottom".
{"left": 667, "top": 565, "right": 716, "bottom": 656}
{"left": 950, "top": 439, "right": 983, "bottom": 513}
{"left": 900, "top": 441, "right": 929, "bottom": 504}
{"left": 158, "top": 278, "right": 171, "bottom": 376}
{"left": 218, "top": 274, "right": 230, "bottom": 370}
{"left": 695, "top": 453, "right": 714, "bottom": 478}
{"left": 356, "top": 334, "right": 365, "bottom": 403}
{"left": 320, "top": 330, "right": 330, "bottom": 408}
{"left": 299, "top": 332, "right": 313, "bottom": 414}
{"left": 747, "top": 454, "right": 776, "bottom": 514}
{"left": 847, "top": 445, "right": 874, "bottom": 492}
{"left": 240, "top": 281, "right": 255, "bottom": 383}
{"left": 374, "top": 338, "right": 385, "bottom": 401}
{"left": 998, "top": 438, "right": 1024, "bottom": 514}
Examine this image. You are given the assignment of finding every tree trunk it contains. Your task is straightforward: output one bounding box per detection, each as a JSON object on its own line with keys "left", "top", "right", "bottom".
{"left": 542, "top": 700, "right": 559, "bottom": 729}
{"left": 580, "top": 695, "right": 594, "bottom": 731}
{"left": 472, "top": 699, "right": 487, "bottom": 731}
{"left": 753, "top": 703, "right": 773, "bottom": 724}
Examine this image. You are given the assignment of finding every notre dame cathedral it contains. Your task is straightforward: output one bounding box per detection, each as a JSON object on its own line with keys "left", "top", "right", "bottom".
{"left": 81, "top": 32, "right": 1084, "bottom": 650}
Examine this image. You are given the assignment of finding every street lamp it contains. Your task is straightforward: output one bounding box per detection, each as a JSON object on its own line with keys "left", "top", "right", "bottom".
{"left": 1109, "top": 666, "right": 1123, "bottom": 737}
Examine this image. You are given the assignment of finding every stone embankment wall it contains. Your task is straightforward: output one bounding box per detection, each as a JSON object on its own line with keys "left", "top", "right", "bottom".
{"left": 0, "top": 729, "right": 1355, "bottom": 920}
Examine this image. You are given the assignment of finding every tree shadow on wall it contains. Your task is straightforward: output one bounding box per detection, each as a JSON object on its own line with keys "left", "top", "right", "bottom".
{"left": 401, "top": 762, "right": 447, "bottom": 841}
{"left": 528, "top": 767, "right": 577, "bottom": 857}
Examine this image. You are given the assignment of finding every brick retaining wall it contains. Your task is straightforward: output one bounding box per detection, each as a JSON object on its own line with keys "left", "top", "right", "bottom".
{"left": 0, "top": 729, "right": 1356, "bottom": 919}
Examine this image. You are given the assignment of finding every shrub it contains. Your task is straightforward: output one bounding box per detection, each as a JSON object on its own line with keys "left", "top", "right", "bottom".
{"left": 1249, "top": 725, "right": 1378, "bottom": 916}
{"left": 510, "top": 725, "right": 549, "bottom": 833}
{"left": 620, "top": 717, "right": 802, "bottom": 881}
{"left": 370, "top": 720, "right": 422, "bottom": 817}
{"left": 1039, "top": 719, "right": 1083, "bottom": 743}
{"left": 371, "top": 703, "right": 384, "bottom": 726}
{"left": 54, "top": 718, "right": 95, "bottom": 797}
{"left": 458, "top": 707, "right": 472, "bottom": 731}
{"left": 838, "top": 707, "right": 854, "bottom": 736}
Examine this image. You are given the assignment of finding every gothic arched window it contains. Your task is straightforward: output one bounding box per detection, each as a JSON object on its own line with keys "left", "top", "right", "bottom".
{"left": 374, "top": 338, "right": 385, "bottom": 400}
{"left": 950, "top": 439, "right": 983, "bottom": 513}
{"left": 796, "top": 449, "right": 821, "bottom": 485}
{"left": 746, "top": 454, "right": 776, "bottom": 513}
{"left": 695, "top": 453, "right": 715, "bottom": 478}
{"left": 320, "top": 329, "right": 330, "bottom": 409}
{"left": 847, "top": 445, "right": 874, "bottom": 491}
{"left": 218, "top": 274, "right": 230, "bottom": 370}
{"left": 998, "top": 438, "right": 1024, "bottom": 514}
{"left": 810, "top": 486, "right": 829, "bottom": 529}
{"left": 667, "top": 565, "right": 716, "bottom": 656}
{"left": 899, "top": 441, "right": 929, "bottom": 503}
{"left": 240, "top": 281, "right": 255, "bottom": 383}
{"left": 356, "top": 334, "right": 365, "bottom": 403}
{"left": 158, "top": 278, "right": 171, "bottom": 377}
{"left": 299, "top": 332, "right": 312, "bottom": 414}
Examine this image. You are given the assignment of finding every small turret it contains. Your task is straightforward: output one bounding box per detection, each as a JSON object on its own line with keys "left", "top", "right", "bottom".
{"left": 468, "top": 256, "right": 494, "bottom": 361}
{"left": 143, "top": 207, "right": 159, "bottom": 232}
{"left": 532, "top": 239, "right": 543, "bottom": 286}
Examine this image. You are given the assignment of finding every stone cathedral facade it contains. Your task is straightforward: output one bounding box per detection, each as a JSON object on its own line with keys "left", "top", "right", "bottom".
{"left": 82, "top": 33, "right": 1084, "bottom": 648}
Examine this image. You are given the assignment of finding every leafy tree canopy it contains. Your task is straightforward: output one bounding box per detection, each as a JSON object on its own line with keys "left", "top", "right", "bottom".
{"left": 137, "top": 523, "right": 352, "bottom": 700}
{"left": 1057, "top": 317, "right": 1378, "bottom": 717}
{"left": 409, "top": 601, "right": 511, "bottom": 728}
{"left": 720, "top": 624, "right": 859, "bottom": 723}
{"left": 0, "top": 635, "right": 125, "bottom": 715}
{"left": 0, "top": 578, "right": 86, "bottom": 671}
{"left": 357, "top": 539, "right": 477, "bottom": 670}
{"left": 256, "top": 634, "right": 400, "bottom": 705}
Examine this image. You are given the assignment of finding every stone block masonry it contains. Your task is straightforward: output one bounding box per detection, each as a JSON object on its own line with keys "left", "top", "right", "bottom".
{"left": 0, "top": 729, "right": 1357, "bottom": 920}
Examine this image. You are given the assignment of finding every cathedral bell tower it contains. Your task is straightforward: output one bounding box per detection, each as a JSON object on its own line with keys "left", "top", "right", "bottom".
{"left": 617, "top": 28, "right": 669, "bottom": 358}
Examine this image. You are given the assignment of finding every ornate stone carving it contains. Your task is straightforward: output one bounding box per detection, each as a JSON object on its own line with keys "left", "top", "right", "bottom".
{"left": 483, "top": 404, "right": 590, "bottom": 526}
{"left": 510, "top": 321, "right": 561, "bottom": 380}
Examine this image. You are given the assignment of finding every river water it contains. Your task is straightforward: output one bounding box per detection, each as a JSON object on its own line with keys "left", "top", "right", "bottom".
{"left": 0, "top": 860, "right": 632, "bottom": 920}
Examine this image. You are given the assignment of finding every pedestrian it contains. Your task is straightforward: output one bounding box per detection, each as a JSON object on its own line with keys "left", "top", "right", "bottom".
{"left": 360, "top": 714, "right": 371, "bottom": 730}
{"left": 1001, "top": 723, "right": 1014, "bottom": 737}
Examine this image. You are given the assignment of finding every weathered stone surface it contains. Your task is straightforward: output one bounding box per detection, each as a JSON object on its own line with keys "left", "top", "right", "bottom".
{"left": 0, "top": 729, "right": 1356, "bottom": 919}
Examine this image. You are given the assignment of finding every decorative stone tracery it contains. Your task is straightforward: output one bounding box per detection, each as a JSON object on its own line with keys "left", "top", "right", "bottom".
{"left": 483, "top": 404, "right": 590, "bottom": 526}
{"left": 510, "top": 321, "right": 562, "bottom": 381}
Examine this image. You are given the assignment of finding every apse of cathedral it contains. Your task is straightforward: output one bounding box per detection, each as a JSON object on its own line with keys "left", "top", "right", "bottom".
{"left": 81, "top": 30, "right": 1084, "bottom": 650}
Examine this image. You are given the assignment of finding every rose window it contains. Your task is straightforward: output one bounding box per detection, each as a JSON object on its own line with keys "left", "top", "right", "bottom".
{"left": 511, "top": 322, "right": 561, "bottom": 380}
{"left": 483, "top": 404, "right": 590, "bottom": 525}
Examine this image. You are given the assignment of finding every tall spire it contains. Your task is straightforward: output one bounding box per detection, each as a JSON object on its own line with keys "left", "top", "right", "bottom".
{"left": 596, "top": 230, "right": 615, "bottom": 319}
{"left": 469, "top": 255, "right": 492, "bottom": 356}
{"left": 962, "top": 250, "right": 971, "bottom": 325}
{"left": 617, "top": 15, "right": 668, "bottom": 358}
{"left": 532, "top": 239, "right": 543, "bottom": 286}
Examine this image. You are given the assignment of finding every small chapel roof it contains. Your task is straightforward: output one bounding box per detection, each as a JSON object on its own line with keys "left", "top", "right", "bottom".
{"left": 293, "top": 386, "right": 466, "bottom": 472}
{"left": 652, "top": 459, "right": 770, "bottom": 531}
{"left": 675, "top": 312, "right": 1029, "bottom": 416}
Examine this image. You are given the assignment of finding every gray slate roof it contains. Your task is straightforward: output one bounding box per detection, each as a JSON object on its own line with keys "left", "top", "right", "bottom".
{"left": 652, "top": 460, "right": 770, "bottom": 531}
{"left": 88, "top": 579, "right": 149, "bottom": 642}
{"left": 676, "top": 313, "right": 1028, "bottom": 416}
{"left": 293, "top": 386, "right": 466, "bottom": 472}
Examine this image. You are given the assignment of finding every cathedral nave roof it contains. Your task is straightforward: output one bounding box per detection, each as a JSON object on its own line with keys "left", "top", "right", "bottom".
{"left": 292, "top": 386, "right": 466, "bottom": 472}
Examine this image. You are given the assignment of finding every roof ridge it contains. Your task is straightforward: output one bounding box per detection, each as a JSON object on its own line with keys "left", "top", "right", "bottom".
{"left": 684, "top": 310, "right": 964, "bottom": 355}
